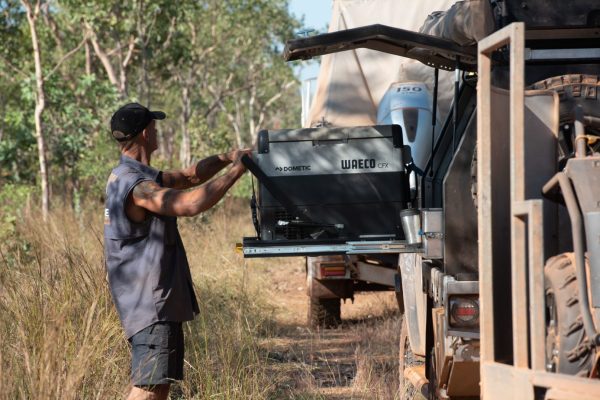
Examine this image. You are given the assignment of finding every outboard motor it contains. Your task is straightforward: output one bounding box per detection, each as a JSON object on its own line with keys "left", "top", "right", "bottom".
{"left": 377, "top": 82, "right": 435, "bottom": 193}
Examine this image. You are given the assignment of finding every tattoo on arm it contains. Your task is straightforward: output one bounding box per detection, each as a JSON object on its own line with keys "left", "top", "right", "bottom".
{"left": 191, "top": 155, "right": 229, "bottom": 185}
{"left": 132, "top": 180, "right": 180, "bottom": 216}
{"left": 160, "top": 188, "right": 177, "bottom": 215}
{"left": 162, "top": 154, "right": 231, "bottom": 190}
{"left": 133, "top": 181, "right": 161, "bottom": 200}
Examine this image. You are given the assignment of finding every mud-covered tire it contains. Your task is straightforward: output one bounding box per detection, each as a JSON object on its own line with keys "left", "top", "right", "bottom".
{"left": 308, "top": 296, "right": 341, "bottom": 329}
{"left": 471, "top": 75, "right": 600, "bottom": 211}
{"left": 545, "top": 253, "right": 595, "bottom": 376}
{"left": 530, "top": 74, "right": 600, "bottom": 160}
{"left": 399, "top": 317, "right": 425, "bottom": 400}
{"left": 530, "top": 74, "right": 600, "bottom": 125}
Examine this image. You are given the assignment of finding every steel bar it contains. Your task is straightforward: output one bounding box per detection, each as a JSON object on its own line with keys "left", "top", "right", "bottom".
{"left": 574, "top": 105, "right": 586, "bottom": 159}
{"left": 542, "top": 173, "right": 598, "bottom": 345}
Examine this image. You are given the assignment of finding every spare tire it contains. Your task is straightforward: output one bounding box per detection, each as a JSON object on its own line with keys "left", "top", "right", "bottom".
{"left": 544, "top": 253, "right": 596, "bottom": 376}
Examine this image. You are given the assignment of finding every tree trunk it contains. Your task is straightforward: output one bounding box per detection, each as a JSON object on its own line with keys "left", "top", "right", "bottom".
{"left": 137, "top": 0, "right": 151, "bottom": 106}
{"left": 86, "top": 24, "right": 127, "bottom": 98}
{"left": 249, "top": 84, "right": 256, "bottom": 143}
{"left": 142, "top": 51, "right": 150, "bottom": 106}
{"left": 84, "top": 40, "right": 92, "bottom": 75}
{"left": 179, "top": 83, "right": 191, "bottom": 166}
{"left": 217, "top": 98, "right": 243, "bottom": 148}
{"left": 89, "top": 35, "right": 121, "bottom": 96}
{"left": 234, "top": 101, "right": 243, "bottom": 148}
{"left": 23, "top": 0, "right": 50, "bottom": 221}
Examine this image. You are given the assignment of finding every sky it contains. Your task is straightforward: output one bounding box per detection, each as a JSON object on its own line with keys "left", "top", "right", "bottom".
{"left": 288, "top": 0, "right": 333, "bottom": 81}
{"left": 288, "top": 0, "right": 332, "bottom": 33}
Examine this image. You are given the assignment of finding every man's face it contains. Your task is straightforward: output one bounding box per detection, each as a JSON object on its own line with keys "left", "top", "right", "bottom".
{"left": 144, "top": 120, "right": 158, "bottom": 153}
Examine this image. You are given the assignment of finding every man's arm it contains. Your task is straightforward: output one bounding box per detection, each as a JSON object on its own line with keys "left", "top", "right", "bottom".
{"left": 130, "top": 162, "right": 246, "bottom": 217}
{"left": 162, "top": 149, "right": 250, "bottom": 190}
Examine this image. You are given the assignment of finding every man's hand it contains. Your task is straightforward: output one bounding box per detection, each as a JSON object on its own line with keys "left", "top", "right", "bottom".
{"left": 225, "top": 148, "right": 252, "bottom": 164}
{"left": 227, "top": 148, "right": 252, "bottom": 176}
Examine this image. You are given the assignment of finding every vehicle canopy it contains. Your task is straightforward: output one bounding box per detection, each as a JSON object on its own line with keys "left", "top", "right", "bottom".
{"left": 305, "top": 0, "right": 458, "bottom": 128}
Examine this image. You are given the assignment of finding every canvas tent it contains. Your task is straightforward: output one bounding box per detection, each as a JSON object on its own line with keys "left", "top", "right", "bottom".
{"left": 306, "top": 0, "right": 459, "bottom": 128}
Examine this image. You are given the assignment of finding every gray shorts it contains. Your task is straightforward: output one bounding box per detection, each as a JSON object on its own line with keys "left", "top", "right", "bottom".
{"left": 128, "top": 322, "right": 184, "bottom": 386}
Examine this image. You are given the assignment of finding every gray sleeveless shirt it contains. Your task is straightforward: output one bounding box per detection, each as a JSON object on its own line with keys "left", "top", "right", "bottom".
{"left": 104, "top": 155, "right": 199, "bottom": 338}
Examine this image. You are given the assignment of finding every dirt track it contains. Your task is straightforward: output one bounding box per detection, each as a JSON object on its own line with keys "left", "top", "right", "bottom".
{"left": 249, "top": 257, "right": 401, "bottom": 399}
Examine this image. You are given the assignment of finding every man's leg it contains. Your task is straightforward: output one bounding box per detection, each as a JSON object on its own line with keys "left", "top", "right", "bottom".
{"left": 128, "top": 322, "right": 184, "bottom": 399}
{"left": 126, "top": 384, "right": 170, "bottom": 400}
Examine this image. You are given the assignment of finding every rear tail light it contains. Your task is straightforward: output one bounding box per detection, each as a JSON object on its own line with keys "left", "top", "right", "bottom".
{"left": 449, "top": 296, "right": 480, "bottom": 329}
{"left": 320, "top": 265, "right": 347, "bottom": 278}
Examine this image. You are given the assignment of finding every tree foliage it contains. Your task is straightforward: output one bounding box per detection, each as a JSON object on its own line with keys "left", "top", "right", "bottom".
{"left": 0, "top": 0, "right": 301, "bottom": 218}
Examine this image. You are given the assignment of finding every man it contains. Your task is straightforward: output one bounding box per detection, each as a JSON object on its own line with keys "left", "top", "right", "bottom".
{"left": 104, "top": 103, "right": 249, "bottom": 400}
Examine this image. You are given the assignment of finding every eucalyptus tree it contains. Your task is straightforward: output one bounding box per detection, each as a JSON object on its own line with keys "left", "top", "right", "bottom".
{"left": 15, "top": 0, "right": 88, "bottom": 219}
{"left": 61, "top": 0, "right": 177, "bottom": 100}
{"left": 0, "top": 0, "right": 304, "bottom": 216}
{"left": 157, "top": 0, "right": 301, "bottom": 165}
{"left": 211, "top": 0, "right": 301, "bottom": 148}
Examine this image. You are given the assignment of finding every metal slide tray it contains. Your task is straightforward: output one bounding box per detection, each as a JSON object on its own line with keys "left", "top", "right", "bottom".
{"left": 241, "top": 237, "right": 421, "bottom": 258}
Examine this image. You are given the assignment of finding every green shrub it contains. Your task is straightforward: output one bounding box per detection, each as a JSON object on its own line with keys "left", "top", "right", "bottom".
{"left": 0, "top": 183, "right": 36, "bottom": 239}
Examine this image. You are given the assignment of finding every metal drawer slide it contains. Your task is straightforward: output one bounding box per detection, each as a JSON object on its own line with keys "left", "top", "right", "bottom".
{"left": 240, "top": 238, "right": 421, "bottom": 258}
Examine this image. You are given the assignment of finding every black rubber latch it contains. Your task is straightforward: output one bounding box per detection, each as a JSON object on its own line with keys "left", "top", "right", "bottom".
{"left": 257, "top": 130, "right": 270, "bottom": 154}
{"left": 250, "top": 195, "right": 260, "bottom": 238}
{"left": 391, "top": 124, "right": 404, "bottom": 148}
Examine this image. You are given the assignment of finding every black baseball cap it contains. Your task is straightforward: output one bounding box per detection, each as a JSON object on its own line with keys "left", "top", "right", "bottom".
{"left": 110, "top": 103, "right": 166, "bottom": 142}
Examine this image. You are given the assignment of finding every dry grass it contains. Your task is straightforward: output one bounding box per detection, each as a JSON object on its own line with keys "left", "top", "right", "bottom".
{"left": 257, "top": 280, "right": 402, "bottom": 400}
{"left": 0, "top": 199, "right": 405, "bottom": 400}
{"left": 0, "top": 200, "right": 280, "bottom": 400}
{"left": 350, "top": 309, "right": 401, "bottom": 399}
